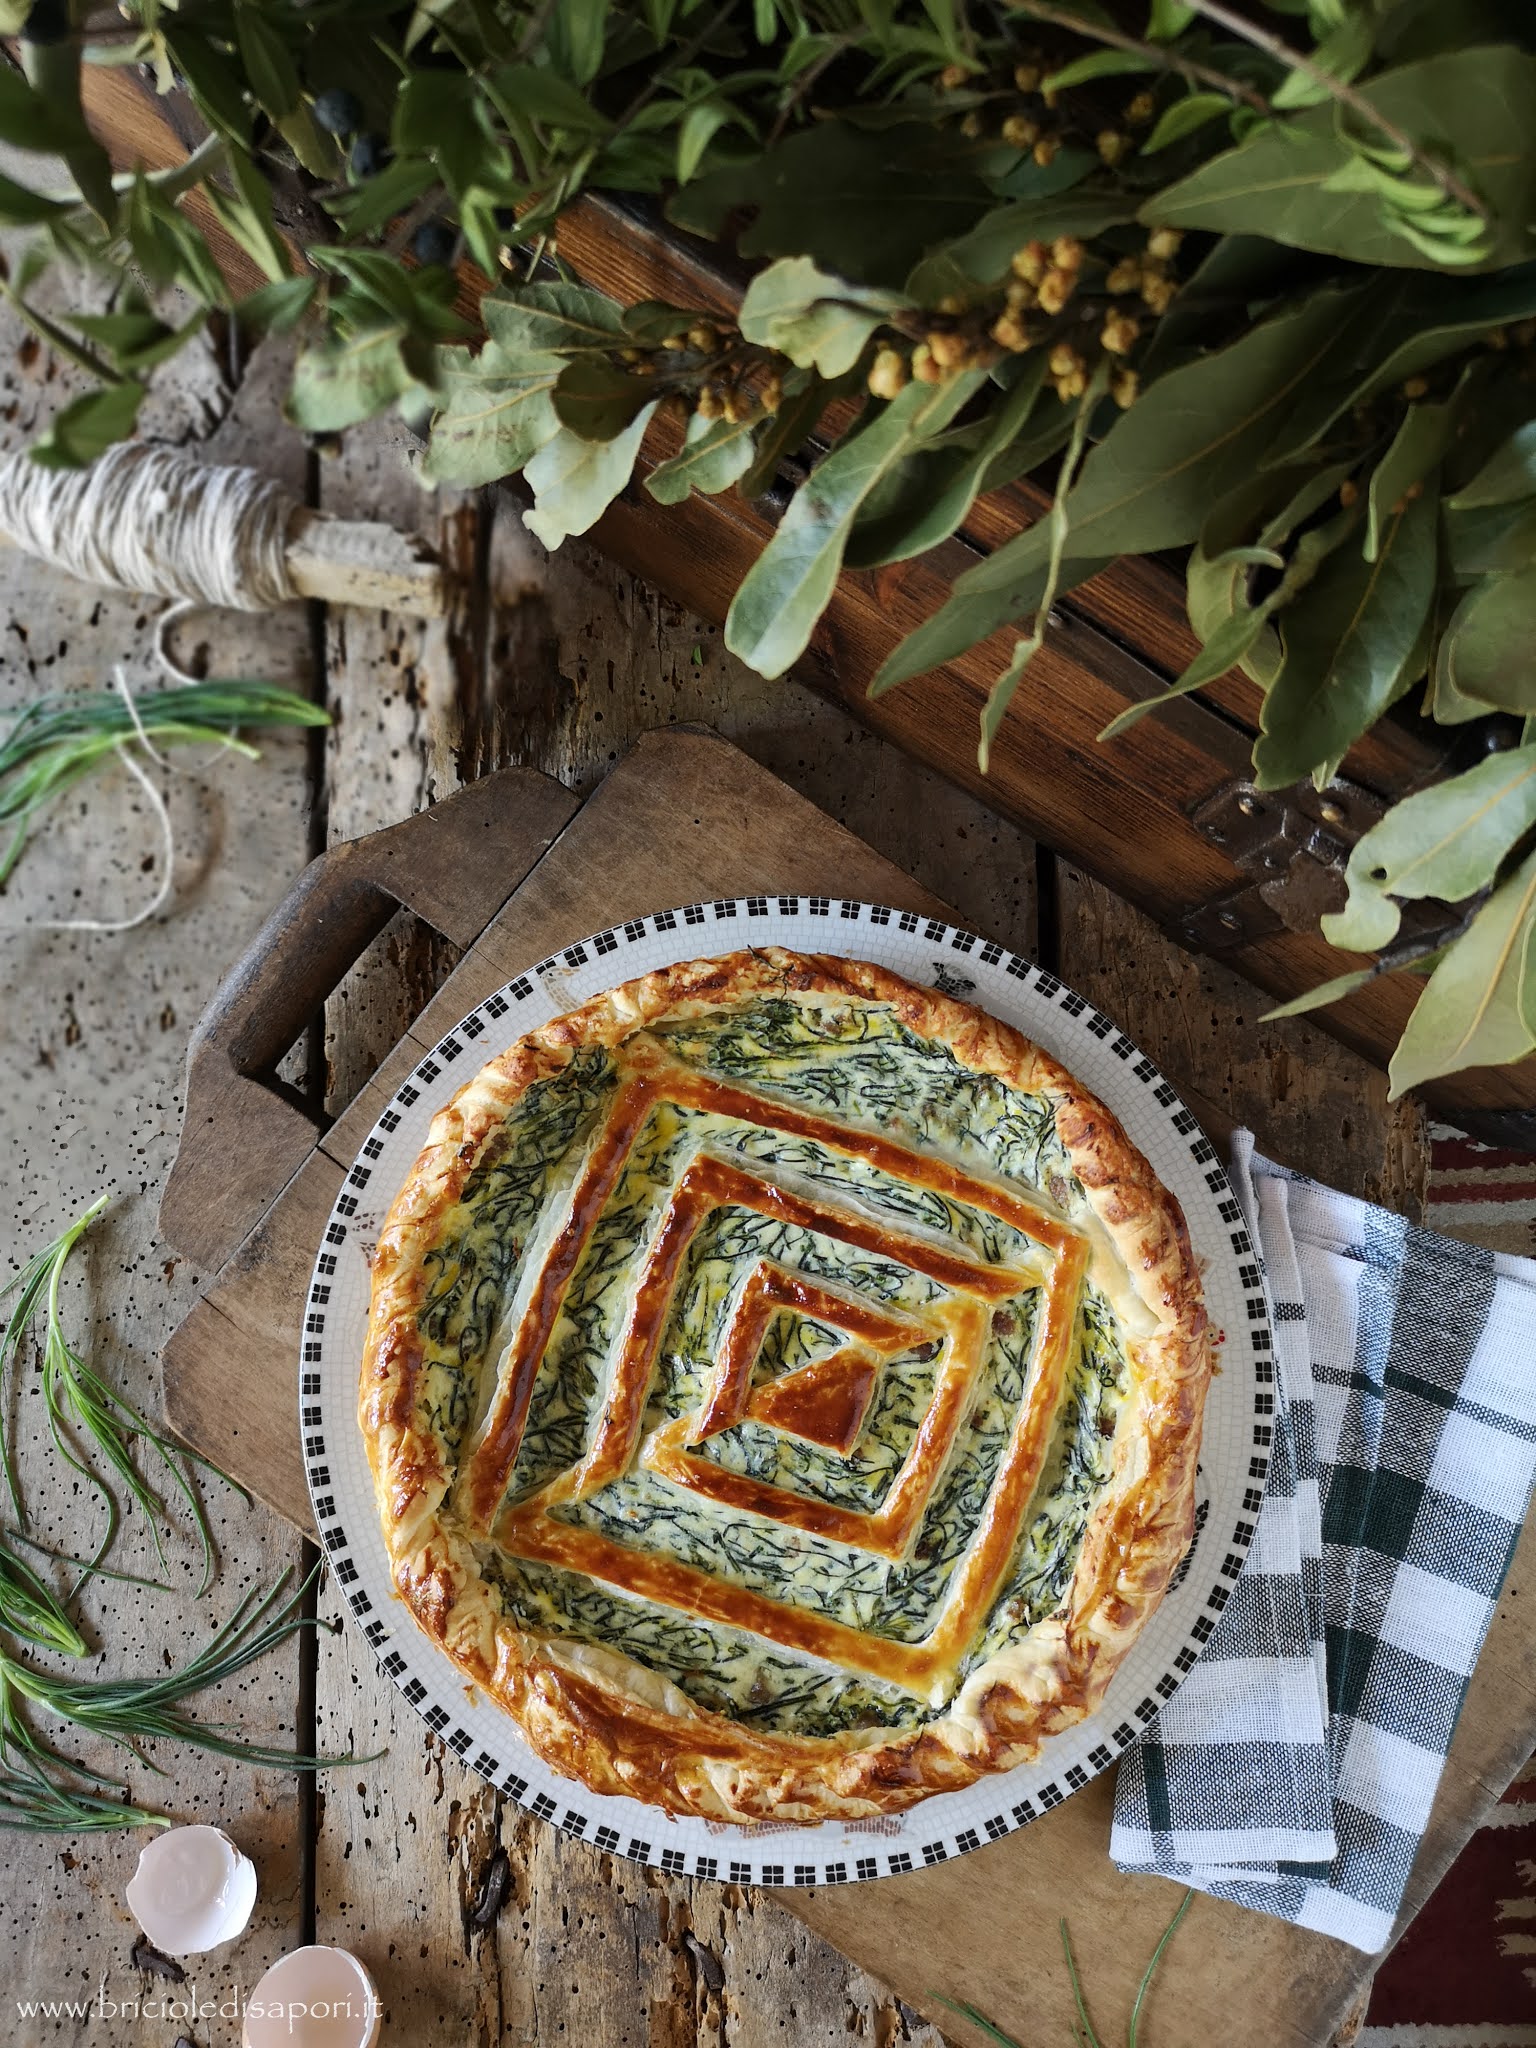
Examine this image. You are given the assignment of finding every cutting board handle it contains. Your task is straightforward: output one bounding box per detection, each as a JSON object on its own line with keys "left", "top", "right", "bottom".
{"left": 159, "top": 765, "right": 576, "bottom": 1274}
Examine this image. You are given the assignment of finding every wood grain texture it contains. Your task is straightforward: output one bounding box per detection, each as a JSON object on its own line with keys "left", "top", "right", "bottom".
{"left": 0, "top": 288, "right": 312, "bottom": 2044}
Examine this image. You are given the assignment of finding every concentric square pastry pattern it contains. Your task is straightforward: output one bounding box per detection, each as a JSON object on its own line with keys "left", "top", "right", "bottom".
{"left": 305, "top": 899, "right": 1268, "bottom": 1883}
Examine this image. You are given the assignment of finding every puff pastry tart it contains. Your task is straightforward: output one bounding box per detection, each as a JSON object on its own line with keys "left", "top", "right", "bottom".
{"left": 360, "top": 948, "right": 1210, "bottom": 1823}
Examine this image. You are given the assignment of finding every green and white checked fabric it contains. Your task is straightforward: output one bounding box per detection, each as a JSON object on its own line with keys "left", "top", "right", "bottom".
{"left": 1111, "top": 1134, "right": 1536, "bottom": 1953}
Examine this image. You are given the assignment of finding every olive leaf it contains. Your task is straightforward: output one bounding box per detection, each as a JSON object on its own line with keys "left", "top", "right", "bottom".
{"left": 726, "top": 369, "right": 987, "bottom": 680}
{"left": 553, "top": 358, "right": 661, "bottom": 440}
{"left": 1323, "top": 744, "right": 1536, "bottom": 954}
{"left": 737, "top": 258, "right": 911, "bottom": 379}
{"left": 0, "top": 170, "right": 71, "bottom": 229}
{"left": 28, "top": 383, "right": 146, "bottom": 472}
{"left": 871, "top": 289, "right": 1353, "bottom": 696}
{"left": 1146, "top": 45, "right": 1536, "bottom": 271}
{"left": 1389, "top": 847, "right": 1536, "bottom": 1096}
{"left": 234, "top": 4, "right": 300, "bottom": 121}
{"left": 0, "top": 64, "right": 91, "bottom": 154}
{"left": 846, "top": 360, "right": 1048, "bottom": 571}
{"left": 549, "top": 0, "right": 611, "bottom": 86}
{"left": 481, "top": 283, "right": 627, "bottom": 356}
{"left": 287, "top": 327, "right": 425, "bottom": 432}
{"left": 523, "top": 404, "right": 659, "bottom": 550}
{"left": 1448, "top": 422, "right": 1536, "bottom": 510}
{"left": 646, "top": 413, "right": 757, "bottom": 503}
{"left": 1436, "top": 569, "right": 1536, "bottom": 712}
{"left": 422, "top": 348, "right": 564, "bottom": 486}
{"left": 1254, "top": 486, "right": 1437, "bottom": 788}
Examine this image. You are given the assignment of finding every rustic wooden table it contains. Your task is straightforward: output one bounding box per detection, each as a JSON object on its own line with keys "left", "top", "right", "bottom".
{"left": 0, "top": 297, "right": 1519, "bottom": 2048}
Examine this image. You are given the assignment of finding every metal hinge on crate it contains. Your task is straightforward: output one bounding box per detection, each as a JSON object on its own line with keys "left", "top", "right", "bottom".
{"left": 1171, "top": 777, "right": 1384, "bottom": 954}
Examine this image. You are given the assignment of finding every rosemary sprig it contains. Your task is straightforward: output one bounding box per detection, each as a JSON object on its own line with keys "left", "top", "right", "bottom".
{"left": 0, "top": 1569, "right": 351, "bottom": 1830}
{"left": 0, "top": 679, "right": 329, "bottom": 892}
{"left": 3, "top": 1568, "right": 337, "bottom": 1776}
{"left": 0, "top": 1195, "right": 239, "bottom": 1595}
{"left": 931, "top": 1888, "right": 1193, "bottom": 2048}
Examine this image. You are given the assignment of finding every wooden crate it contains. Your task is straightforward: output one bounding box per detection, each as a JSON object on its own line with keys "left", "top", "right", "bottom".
{"left": 77, "top": 69, "right": 1536, "bottom": 1138}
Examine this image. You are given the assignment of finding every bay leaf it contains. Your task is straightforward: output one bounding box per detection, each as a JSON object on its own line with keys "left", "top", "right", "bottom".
{"left": 1389, "top": 845, "right": 1536, "bottom": 1095}
{"left": 1254, "top": 485, "right": 1437, "bottom": 788}
{"left": 287, "top": 327, "right": 422, "bottom": 432}
{"left": 737, "top": 257, "right": 910, "bottom": 378}
{"left": 1324, "top": 745, "right": 1536, "bottom": 954}
{"left": 553, "top": 357, "right": 659, "bottom": 441}
{"left": 1262, "top": 967, "right": 1378, "bottom": 1020}
{"left": 845, "top": 359, "right": 1048, "bottom": 570}
{"left": 1437, "top": 569, "right": 1536, "bottom": 711}
{"left": 726, "top": 370, "right": 986, "bottom": 680}
{"left": 870, "top": 288, "right": 1354, "bottom": 696}
{"left": 481, "top": 283, "right": 626, "bottom": 355}
{"left": 1146, "top": 45, "right": 1536, "bottom": 272}
{"left": 667, "top": 121, "right": 993, "bottom": 290}
{"left": 645, "top": 412, "right": 757, "bottom": 503}
{"left": 1365, "top": 403, "right": 1451, "bottom": 561}
{"left": 523, "top": 403, "right": 658, "bottom": 550}
{"left": 1448, "top": 421, "right": 1536, "bottom": 509}
{"left": 1444, "top": 499, "right": 1536, "bottom": 578}
{"left": 422, "top": 348, "right": 563, "bottom": 486}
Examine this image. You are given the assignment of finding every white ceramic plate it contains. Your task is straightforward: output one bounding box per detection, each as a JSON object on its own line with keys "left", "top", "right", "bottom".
{"left": 301, "top": 896, "right": 1270, "bottom": 1886}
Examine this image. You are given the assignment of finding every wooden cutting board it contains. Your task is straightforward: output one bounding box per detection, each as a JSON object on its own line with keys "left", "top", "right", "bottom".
{"left": 158, "top": 727, "right": 1536, "bottom": 2048}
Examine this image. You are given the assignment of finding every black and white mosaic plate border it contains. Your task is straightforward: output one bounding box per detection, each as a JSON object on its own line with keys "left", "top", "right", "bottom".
{"left": 301, "top": 897, "right": 1270, "bottom": 1886}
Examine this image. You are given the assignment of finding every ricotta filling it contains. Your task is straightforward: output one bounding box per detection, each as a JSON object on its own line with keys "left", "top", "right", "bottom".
{"left": 411, "top": 999, "right": 1131, "bottom": 1740}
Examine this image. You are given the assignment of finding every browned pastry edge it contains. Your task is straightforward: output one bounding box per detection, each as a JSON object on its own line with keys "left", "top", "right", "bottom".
{"left": 358, "top": 948, "right": 1212, "bottom": 1823}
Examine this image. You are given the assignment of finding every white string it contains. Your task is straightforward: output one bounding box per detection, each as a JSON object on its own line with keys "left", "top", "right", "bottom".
{"left": 1, "top": 667, "right": 199, "bottom": 937}
{"left": 0, "top": 440, "right": 299, "bottom": 611}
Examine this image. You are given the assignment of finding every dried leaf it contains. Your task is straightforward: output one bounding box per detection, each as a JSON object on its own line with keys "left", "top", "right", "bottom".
{"left": 1389, "top": 847, "right": 1536, "bottom": 1095}
{"left": 423, "top": 348, "right": 563, "bottom": 486}
{"left": 727, "top": 369, "right": 986, "bottom": 679}
{"left": 523, "top": 404, "right": 658, "bottom": 550}
{"left": 1324, "top": 745, "right": 1536, "bottom": 953}
{"left": 646, "top": 412, "right": 757, "bottom": 504}
{"left": 738, "top": 257, "right": 910, "bottom": 379}
{"left": 1254, "top": 486, "right": 1437, "bottom": 787}
{"left": 872, "top": 289, "right": 1352, "bottom": 696}
{"left": 1436, "top": 569, "right": 1536, "bottom": 712}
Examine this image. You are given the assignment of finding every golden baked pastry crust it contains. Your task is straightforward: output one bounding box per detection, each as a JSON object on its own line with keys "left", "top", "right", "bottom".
{"left": 358, "top": 947, "right": 1211, "bottom": 1823}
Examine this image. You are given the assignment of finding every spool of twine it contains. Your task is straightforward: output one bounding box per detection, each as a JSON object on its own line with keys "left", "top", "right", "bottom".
{"left": 0, "top": 440, "right": 299, "bottom": 610}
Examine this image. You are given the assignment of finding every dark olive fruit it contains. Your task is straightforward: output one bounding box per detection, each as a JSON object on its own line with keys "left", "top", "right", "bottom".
{"left": 349, "top": 133, "right": 392, "bottom": 179}
{"left": 412, "top": 220, "right": 458, "bottom": 267}
{"left": 313, "top": 87, "right": 364, "bottom": 137}
{"left": 21, "top": 0, "right": 71, "bottom": 42}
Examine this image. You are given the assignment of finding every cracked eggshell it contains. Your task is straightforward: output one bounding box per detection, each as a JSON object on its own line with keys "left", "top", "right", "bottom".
{"left": 243, "top": 1946, "right": 381, "bottom": 2048}
{"left": 125, "top": 1824, "right": 258, "bottom": 1954}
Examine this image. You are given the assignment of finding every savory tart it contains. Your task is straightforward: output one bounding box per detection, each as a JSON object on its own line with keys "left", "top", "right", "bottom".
{"left": 359, "top": 947, "right": 1210, "bottom": 1823}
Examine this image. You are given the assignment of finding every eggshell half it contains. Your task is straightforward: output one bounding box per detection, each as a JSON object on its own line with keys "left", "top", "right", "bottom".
{"left": 242, "top": 1945, "right": 381, "bottom": 2048}
{"left": 125, "top": 1824, "right": 258, "bottom": 1954}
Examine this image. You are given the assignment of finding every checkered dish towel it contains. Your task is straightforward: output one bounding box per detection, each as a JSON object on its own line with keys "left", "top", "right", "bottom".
{"left": 1110, "top": 1131, "right": 1536, "bottom": 1953}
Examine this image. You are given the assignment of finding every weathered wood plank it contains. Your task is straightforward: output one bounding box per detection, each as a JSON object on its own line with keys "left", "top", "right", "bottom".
{"left": 307, "top": 452, "right": 1002, "bottom": 2048}
{"left": 0, "top": 301, "right": 314, "bottom": 2042}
